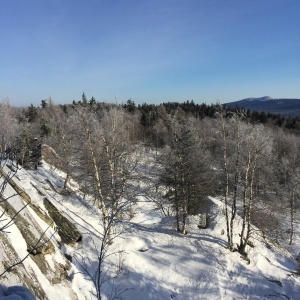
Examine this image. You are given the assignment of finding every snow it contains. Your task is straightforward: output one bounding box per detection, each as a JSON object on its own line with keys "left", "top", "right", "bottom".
{"left": 107, "top": 197, "right": 299, "bottom": 300}
{"left": 0, "top": 159, "right": 299, "bottom": 299}
{"left": 0, "top": 286, "right": 35, "bottom": 300}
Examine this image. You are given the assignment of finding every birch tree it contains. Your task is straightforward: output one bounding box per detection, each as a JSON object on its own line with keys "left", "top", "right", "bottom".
{"left": 237, "top": 124, "right": 272, "bottom": 255}
{"left": 71, "top": 104, "right": 109, "bottom": 228}
{"left": 72, "top": 104, "right": 139, "bottom": 238}
{"left": 217, "top": 107, "right": 273, "bottom": 254}
{"left": 72, "top": 104, "right": 140, "bottom": 299}
{"left": 274, "top": 133, "right": 300, "bottom": 245}
{"left": 217, "top": 108, "right": 244, "bottom": 251}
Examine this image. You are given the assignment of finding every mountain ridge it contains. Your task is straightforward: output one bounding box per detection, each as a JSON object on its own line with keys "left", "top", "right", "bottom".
{"left": 224, "top": 96, "right": 300, "bottom": 117}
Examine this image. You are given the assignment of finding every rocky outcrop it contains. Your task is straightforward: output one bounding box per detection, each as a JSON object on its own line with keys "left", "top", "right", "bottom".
{"left": 0, "top": 168, "right": 79, "bottom": 299}
{"left": 43, "top": 198, "right": 82, "bottom": 246}
{"left": 0, "top": 168, "right": 53, "bottom": 227}
{"left": 41, "top": 144, "right": 60, "bottom": 169}
{"left": 0, "top": 232, "right": 47, "bottom": 300}
{"left": 1, "top": 168, "right": 82, "bottom": 247}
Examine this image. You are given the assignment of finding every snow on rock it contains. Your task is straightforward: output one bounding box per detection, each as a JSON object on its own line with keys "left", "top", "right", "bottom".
{"left": 126, "top": 236, "right": 150, "bottom": 252}
{"left": 0, "top": 164, "right": 81, "bottom": 300}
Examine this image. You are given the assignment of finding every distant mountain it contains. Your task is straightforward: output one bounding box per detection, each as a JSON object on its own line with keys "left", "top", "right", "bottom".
{"left": 224, "top": 96, "right": 300, "bottom": 117}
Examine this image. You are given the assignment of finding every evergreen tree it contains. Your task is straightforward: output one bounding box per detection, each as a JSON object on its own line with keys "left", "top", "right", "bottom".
{"left": 160, "top": 113, "right": 214, "bottom": 234}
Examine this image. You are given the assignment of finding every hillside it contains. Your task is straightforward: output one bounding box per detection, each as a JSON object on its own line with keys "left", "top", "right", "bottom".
{"left": 0, "top": 155, "right": 300, "bottom": 299}
{"left": 224, "top": 97, "right": 300, "bottom": 117}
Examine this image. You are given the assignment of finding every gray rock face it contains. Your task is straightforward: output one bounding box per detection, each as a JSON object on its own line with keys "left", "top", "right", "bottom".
{"left": 43, "top": 198, "right": 82, "bottom": 246}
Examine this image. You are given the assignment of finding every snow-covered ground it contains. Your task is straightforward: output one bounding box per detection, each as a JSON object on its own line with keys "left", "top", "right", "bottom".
{"left": 0, "top": 160, "right": 299, "bottom": 300}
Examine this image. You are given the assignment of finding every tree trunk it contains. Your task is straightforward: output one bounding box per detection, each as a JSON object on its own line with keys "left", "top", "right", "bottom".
{"left": 230, "top": 118, "right": 241, "bottom": 250}
{"left": 175, "top": 185, "right": 180, "bottom": 232}
{"left": 221, "top": 114, "right": 232, "bottom": 249}
{"left": 86, "top": 129, "right": 108, "bottom": 231}
{"left": 289, "top": 189, "right": 295, "bottom": 245}
{"left": 182, "top": 192, "right": 188, "bottom": 235}
{"left": 239, "top": 151, "right": 251, "bottom": 255}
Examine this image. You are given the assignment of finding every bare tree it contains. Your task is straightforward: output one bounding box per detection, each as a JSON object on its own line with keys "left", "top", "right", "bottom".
{"left": 217, "top": 107, "right": 273, "bottom": 255}
{"left": 216, "top": 107, "right": 243, "bottom": 251}
{"left": 74, "top": 204, "right": 129, "bottom": 300}
{"left": 70, "top": 104, "right": 140, "bottom": 298}
{"left": 0, "top": 99, "right": 19, "bottom": 155}
{"left": 237, "top": 124, "right": 272, "bottom": 255}
{"left": 40, "top": 102, "right": 76, "bottom": 190}
{"left": 273, "top": 132, "right": 300, "bottom": 245}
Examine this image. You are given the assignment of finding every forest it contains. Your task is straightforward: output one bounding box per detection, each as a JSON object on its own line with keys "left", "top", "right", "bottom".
{"left": 0, "top": 95, "right": 300, "bottom": 298}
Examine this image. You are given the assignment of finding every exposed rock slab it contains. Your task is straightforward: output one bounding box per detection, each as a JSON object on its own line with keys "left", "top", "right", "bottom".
{"left": 43, "top": 198, "right": 82, "bottom": 246}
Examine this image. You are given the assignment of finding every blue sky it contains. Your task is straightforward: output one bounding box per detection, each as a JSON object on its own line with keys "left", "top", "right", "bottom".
{"left": 1, "top": 0, "right": 299, "bottom": 106}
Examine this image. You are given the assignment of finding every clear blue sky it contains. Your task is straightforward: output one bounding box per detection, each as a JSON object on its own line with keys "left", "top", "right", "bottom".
{"left": 1, "top": 0, "right": 299, "bottom": 106}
